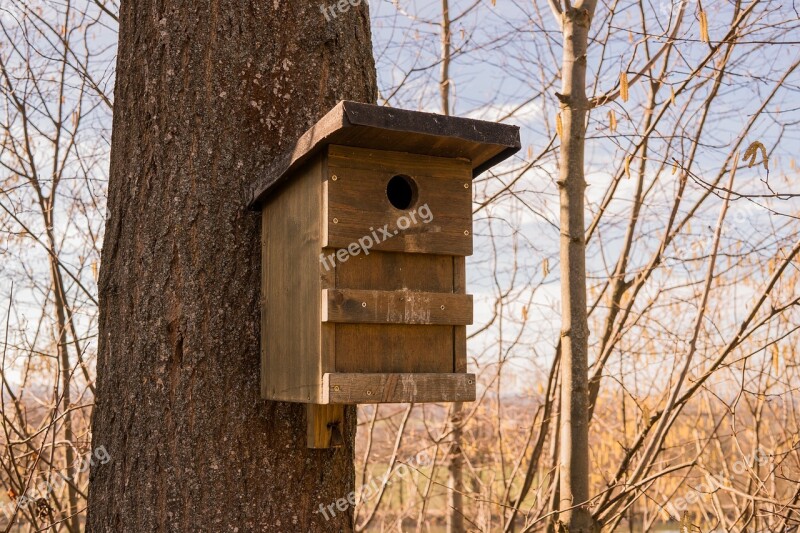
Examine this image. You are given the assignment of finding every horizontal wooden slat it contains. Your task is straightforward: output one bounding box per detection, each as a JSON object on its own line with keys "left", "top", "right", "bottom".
{"left": 322, "top": 289, "right": 472, "bottom": 325}
{"left": 334, "top": 324, "right": 454, "bottom": 373}
{"left": 322, "top": 373, "right": 476, "bottom": 404}
{"left": 333, "top": 250, "right": 455, "bottom": 292}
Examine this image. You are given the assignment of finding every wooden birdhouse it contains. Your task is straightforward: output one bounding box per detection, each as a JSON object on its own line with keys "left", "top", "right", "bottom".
{"left": 249, "top": 101, "right": 520, "bottom": 447}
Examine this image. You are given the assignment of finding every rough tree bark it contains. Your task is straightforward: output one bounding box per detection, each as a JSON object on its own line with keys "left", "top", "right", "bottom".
{"left": 86, "top": 1, "right": 376, "bottom": 530}
{"left": 554, "top": 1, "right": 599, "bottom": 532}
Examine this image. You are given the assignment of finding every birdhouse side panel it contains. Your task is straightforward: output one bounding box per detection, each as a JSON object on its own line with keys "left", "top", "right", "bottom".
{"left": 261, "top": 155, "right": 325, "bottom": 403}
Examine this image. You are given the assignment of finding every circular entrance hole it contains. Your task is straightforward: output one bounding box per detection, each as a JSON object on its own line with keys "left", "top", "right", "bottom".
{"left": 386, "top": 175, "right": 417, "bottom": 210}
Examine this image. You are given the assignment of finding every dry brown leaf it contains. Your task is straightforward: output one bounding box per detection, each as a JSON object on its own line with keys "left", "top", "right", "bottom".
{"left": 773, "top": 344, "right": 780, "bottom": 375}
{"left": 699, "top": 10, "right": 709, "bottom": 42}
{"left": 620, "top": 71, "right": 629, "bottom": 102}
{"left": 744, "top": 140, "right": 769, "bottom": 170}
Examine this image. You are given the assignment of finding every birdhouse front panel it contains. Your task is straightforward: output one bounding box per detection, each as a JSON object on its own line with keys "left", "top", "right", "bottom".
{"left": 324, "top": 145, "right": 473, "bottom": 256}
{"left": 321, "top": 144, "right": 472, "bottom": 381}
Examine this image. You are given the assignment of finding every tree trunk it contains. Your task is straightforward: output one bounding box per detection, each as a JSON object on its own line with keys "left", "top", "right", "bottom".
{"left": 446, "top": 406, "right": 465, "bottom": 533}
{"left": 556, "top": 2, "right": 598, "bottom": 532}
{"left": 439, "top": 2, "right": 465, "bottom": 531}
{"left": 45, "top": 238, "right": 80, "bottom": 533}
{"left": 86, "top": 2, "right": 377, "bottom": 531}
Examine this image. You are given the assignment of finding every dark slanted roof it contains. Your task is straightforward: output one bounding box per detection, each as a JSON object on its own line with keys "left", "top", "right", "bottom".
{"left": 249, "top": 100, "right": 521, "bottom": 208}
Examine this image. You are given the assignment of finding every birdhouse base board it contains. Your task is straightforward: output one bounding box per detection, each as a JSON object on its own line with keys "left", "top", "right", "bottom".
{"left": 322, "top": 373, "right": 475, "bottom": 404}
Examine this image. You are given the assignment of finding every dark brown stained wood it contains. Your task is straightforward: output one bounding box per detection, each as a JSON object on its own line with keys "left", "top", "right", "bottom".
{"left": 323, "top": 373, "right": 476, "bottom": 403}
{"left": 326, "top": 145, "right": 473, "bottom": 256}
{"left": 323, "top": 289, "right": 472, "bottom": 325}
{"left": 253, "top": 105, "right": 481, "bottom": 413}
{"left": 329, "top": 248, "right": 467, "bottom": 376}
{"left": 335, "top": 324, "right": 454, "bottom": 373}
{"left": 306, "top": 404, "right": 344, "bottom": 449}
{"left": 334, "top": 250, "right": 454, "bottom": 292}
{"left": 261, "top": 156, "right": 324, "bottom": 403}
{"left": 319, "top": 171, "right": 337, "bottom": 396}
{"left": 249, "top": 101, "right": 521, "bottom": 208}
{"left": 453, "top": 257, "right": 468, "bottom": 373}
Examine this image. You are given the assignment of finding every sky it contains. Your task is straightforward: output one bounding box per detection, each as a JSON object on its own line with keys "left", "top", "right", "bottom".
{"left": 1, "top": 0, "right": 798, "bottom": 395}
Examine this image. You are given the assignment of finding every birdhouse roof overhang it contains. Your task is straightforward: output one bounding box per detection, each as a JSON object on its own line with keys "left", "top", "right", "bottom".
{"left": 249, "top": 100, "right": 521, "bottom": 209}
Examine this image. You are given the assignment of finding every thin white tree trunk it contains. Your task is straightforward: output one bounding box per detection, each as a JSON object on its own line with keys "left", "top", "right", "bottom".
{"left": 439, "top": 1, "right": 465, "bottom": 530}
{"left": 555, "top": 2, "right": 598, "bottom": 531}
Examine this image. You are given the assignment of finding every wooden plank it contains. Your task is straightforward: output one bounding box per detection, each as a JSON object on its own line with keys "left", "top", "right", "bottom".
{"left": 322, "top": 373, "right": 476, "bottom": 404}
{"left": 260, "top": 197, "right": 271, "bottom": 398}
{"left": 329, "top": 144, "right": 471, "bottom": 175}
{"left": 331, "top": 247, "right": 461, "bottom": 374}
{"left": 325, "top": 145, "right": 473, "bottom": 256}
{"left": 249, "top": 101, "right": 521, "bottom": 207}
{"left": 322, "top": 289, "right": 472, "bottom": 325}
{"left": 453, "top": 256, "right": 468, "bottom": 373}
{"left": 334, "top": 324, "right": 454, "bottom": 373}
{"left": 306, "top": 404, "right": 344, "bottom": 449}
{"left": 320, "top": 158, "right": 336, "bottom": 384}
{"left": 332, "top": 249, "right": 456, "bottom": 375}
{"left": 261, "top": 155, "right": 324, "bottom": 403}
{"left": 334, "top": 250, "right": 454, "bottom": 292}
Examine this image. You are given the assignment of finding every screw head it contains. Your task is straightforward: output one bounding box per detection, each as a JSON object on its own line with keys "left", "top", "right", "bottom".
{"left": 366, "top": 390, "right": 373, "bottom": 396}
{"left": 331, "top": 175, "right": 338, "bottom": 181}
{"left": 333, "top": 385, "right": 341, "bottom": 392}
{"left": 464, "top": 230, "right": 470, "bottom": 236}
{"left": 468, "top": 379, "right": 474, "bottom": 385}
{"left": 333, "top": 218, "right": 339, "bottom": 224}
{"left": 463, "top": 183, "right": 469, "bottom": 188}
{"left": 440, "top": 305, "right": 445, "bottom": 310}
{"left": 361, "top": 302, "right": 367, "bottom": 307}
